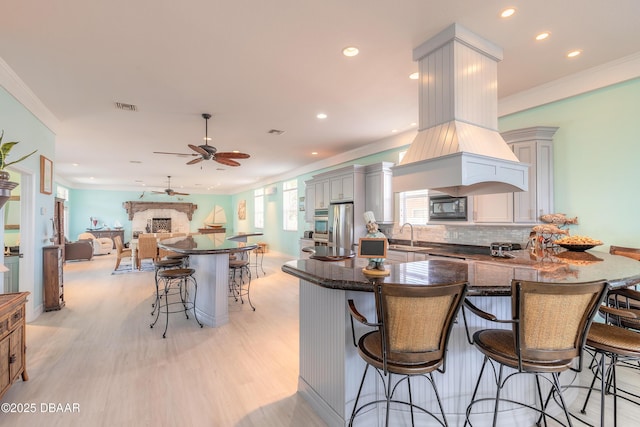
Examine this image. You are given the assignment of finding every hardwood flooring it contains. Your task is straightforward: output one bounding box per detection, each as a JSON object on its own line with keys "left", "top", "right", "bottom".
{"left": 1, "top": 251, "right": 327, "bottom": 427}
{"left": 2, "top": 250, "right": 639, "bottom": 426}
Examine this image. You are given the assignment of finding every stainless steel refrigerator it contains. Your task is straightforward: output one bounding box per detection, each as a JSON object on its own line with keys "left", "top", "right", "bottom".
{"left": 328, "top": 202, "right": 354, "bottom": 250}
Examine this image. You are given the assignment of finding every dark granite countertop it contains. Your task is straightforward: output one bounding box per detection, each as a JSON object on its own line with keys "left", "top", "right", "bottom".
{"left": 283, "top": 246, "right": 640, "bottom": 296}
{"left": 158, "top": 234, "right": 257, "bottom": 255}
{"left": 302, "top": 246, "right": 356, "bottom": 262}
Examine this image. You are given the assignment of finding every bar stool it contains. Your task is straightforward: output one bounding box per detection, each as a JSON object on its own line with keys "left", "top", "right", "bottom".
{"left": 151, "top": 258, "right": 183, "bottom": 315}
{"left": 165, "top": 254, "right": 190, "bottom": 267}
{"left": 229, "top": 257, "right": 255, "bottom": 311}
{"left": 251, "top": 242, "right": 266, "bottom": 277}
{"left": 150, "top": 268, "right": 203, "bottom": 338}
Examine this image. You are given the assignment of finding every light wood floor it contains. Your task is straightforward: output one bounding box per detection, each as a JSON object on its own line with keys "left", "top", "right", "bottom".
{"left": 1, "top": 251, "right": 328, "bottom": 427}
{"left": 2, "top": 251, "right": 639, "bottom": 426}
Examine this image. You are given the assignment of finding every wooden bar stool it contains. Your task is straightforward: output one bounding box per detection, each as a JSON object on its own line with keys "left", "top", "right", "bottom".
{"left": 150, "top": 268, "right": 203, "bottom": 338}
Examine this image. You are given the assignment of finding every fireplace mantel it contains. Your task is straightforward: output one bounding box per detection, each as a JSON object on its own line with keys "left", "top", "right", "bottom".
{"left": 123, "top": 201, "right": 198, "bottom": 220}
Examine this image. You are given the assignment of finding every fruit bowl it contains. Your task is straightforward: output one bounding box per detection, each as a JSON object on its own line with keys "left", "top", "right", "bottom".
{"left": 557, "top": 243, "right": 600, "bottom": 252}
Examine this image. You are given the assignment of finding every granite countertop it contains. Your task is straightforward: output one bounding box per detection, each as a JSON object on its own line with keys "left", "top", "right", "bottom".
{"left": 302, "top": 246, "right": 355, "bottom": 262}
{"left": 283, "top": 244, "right": 640, "bottom": 296}
{"left": 158, "top": 234, "right": 257, "bottom": 255}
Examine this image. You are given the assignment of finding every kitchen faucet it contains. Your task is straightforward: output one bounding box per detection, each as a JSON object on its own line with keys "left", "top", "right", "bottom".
{"left": 400, "top": 223, "right": 414, "bottom": 246}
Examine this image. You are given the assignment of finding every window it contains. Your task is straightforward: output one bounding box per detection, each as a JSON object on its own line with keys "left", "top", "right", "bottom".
{"left": 399, "top": 190, "right": 429, "bottom": 225}
{"left": 254, "top": 188, "right": 264, "bottom": 229}
{"left": 396, "top": 150, "right": 429, "bottom": 224}
{"left": 282, "top": 179, "right": 298, "bottom": 231}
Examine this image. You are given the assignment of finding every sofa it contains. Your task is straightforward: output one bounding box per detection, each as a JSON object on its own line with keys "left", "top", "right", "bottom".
{"left": 64, "top": 239, "right": 93, "bottom": 261}
{"left": 78, "top": 232, "right": 113, "bottom": 255}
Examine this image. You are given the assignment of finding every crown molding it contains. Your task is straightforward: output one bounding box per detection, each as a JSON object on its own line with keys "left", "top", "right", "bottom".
{"left": 499, "top": 51, "right": 640, "bottom": 117}
{"left": 0, "top": 57, "right": 60, "bottom": 134}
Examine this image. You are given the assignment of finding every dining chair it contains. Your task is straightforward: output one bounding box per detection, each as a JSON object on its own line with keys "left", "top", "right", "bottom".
{"left": 113, "top": 235, "right": 133, "bottom": 270}
{"left": 463, "top": 279, "right": 609, "bottom": 427}
{"left": 347, "top": 281, "right": 468, "bottom": 426}
{"left": 136, "top": 234, "right": 159, "bottom": 269}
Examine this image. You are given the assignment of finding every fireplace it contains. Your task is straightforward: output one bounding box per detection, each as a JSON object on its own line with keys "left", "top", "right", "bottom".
{"left": 151, "top": 218, "right": 171, "bottom": 233}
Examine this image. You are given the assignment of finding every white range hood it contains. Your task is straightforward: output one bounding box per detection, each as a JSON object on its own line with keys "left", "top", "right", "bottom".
{"left": 392, "top": 23, "right": 529, "bottom": 196}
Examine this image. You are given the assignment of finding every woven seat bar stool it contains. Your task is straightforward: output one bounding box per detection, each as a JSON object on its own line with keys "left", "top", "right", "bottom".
{"left": 463, "top": 279, "right": 608, "bottom": 427}
{"left": 150, "top": 268, "right": 203, "bottom": 338}
{"left": 348, "top": 281, "right": 468, "bottom": 426}
{"left": 578, "top": 292, "right": 640, "bottom": 427}
{"left": 229, "top": 258, "right": 254, "bottom": 311}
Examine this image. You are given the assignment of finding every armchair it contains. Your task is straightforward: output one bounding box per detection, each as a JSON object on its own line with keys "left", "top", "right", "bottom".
{"left": 78, "top": 232, "right": 113, "bottom": 255}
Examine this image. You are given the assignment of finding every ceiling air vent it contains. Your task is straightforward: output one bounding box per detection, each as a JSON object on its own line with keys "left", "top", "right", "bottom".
{"left": 267, "top": 129, "right": 285, "bottom": 135}
{"left": 115, "top": 102, "right": 137, "bottom": 111}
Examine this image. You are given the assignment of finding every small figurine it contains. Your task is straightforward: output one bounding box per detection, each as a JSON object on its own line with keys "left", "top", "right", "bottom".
{"left": 363, "top": 211, "right": 387, "bottom": 271}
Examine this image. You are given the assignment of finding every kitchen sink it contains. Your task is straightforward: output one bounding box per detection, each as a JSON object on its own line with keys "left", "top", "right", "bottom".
{"left": 387, "top": 244, "right": 431, "bottom": 252}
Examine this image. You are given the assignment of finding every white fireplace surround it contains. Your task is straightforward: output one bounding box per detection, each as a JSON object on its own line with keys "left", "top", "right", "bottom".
{"left": 132, "top": 209, "right": 190, "bottom": 235}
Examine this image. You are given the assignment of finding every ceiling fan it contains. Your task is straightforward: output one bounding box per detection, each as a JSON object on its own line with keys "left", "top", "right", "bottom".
{"left": 152, "top": 176, "right": 189, "bottom": 196}
{"left": 153, "top": 113, "right": 250, "bottom": 167}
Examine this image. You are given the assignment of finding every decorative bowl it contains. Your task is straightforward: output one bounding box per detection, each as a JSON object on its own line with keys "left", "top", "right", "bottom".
{"left": 557, "top": 243, "right": 600, "bottom": 252}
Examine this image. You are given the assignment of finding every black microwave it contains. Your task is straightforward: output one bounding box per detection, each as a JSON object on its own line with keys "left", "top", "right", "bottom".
{"left": 429, "top": 196, "right": 467, "bottom": 221}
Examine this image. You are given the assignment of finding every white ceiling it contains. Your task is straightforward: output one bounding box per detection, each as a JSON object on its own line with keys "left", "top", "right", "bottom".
{"left": 1, "top": 0, "right": 639, "bottom": 195}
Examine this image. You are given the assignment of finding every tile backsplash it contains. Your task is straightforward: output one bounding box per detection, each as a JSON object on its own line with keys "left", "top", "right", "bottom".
{"left": 381, "top": 224, "right": 532, "bottom": 247}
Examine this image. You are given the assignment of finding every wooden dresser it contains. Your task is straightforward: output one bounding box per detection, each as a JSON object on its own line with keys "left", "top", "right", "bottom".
{"left": 0, "top": 292, "right": 29, "bottom": 400}
{"left": 43, "top": 246, "right": 65, "bottom": 311}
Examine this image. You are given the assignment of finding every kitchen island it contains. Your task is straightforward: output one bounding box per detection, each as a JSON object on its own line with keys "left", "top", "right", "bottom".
{"left": 282, "top": 247, "right": 640, "bottom": 426}
{"left": 158, "top": 234, "right": 256, "bottom": 327}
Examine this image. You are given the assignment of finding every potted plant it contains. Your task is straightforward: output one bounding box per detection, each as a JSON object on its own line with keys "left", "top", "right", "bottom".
{"left": 0, "top": 130, "right": 37, "bottom": 209}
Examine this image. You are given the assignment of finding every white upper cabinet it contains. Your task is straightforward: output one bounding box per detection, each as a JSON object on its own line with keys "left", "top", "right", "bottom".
{"left": 474, "top": 126, "right": 557, "bottom": 224}
{"left": 365, "top": 162, "right": 394, "bottom": 224}
{"left": 330, "top": 174, "right": 354, "bottom": 202}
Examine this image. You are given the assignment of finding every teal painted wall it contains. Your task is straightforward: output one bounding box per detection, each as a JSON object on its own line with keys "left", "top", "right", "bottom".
{"left": 67, "top": 189, "right": 232, "bottom": 243}
{"left": 1, "top": 86, "right": 57, "bottom": 310}
{"left": 499, "top": 77, "right": 640, "bottom": 247}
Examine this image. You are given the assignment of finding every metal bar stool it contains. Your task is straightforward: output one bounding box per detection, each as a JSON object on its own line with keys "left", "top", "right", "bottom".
{"left": 229, "top": 257, "right": 255, "bottom": 311}
{"left": 251, "top": 242, "right": 266, "bottom": 277}
{"left": 150, "top": 268, "right": 203, "bottom": 338}
{"left": 151, "top": 258, "right": 183, "bottom": 315}
{"left": 165, "top": 254, "right": 189, "bottom": 267}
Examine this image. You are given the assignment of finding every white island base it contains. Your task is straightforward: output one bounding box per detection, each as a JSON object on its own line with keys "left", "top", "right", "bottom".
{"left": 298, "top": 280, "right": 578, "bottom": 427}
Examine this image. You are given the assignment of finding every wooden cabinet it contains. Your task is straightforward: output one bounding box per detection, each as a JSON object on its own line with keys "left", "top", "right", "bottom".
{"left": 304, "top": 183, "right": 315, "bottom": 222}
{"left": 88, "top": 229, "right": 125, "bottom": 248}
{"left": 53, "top": 197, "right": 65, "bottom": 258}
{"left": 474, "top": 126, "right": 557, "bottom": 224}
{"left": 365, "top": 162, "right": 394, "bottom": 224}
{"left": 0, "top": 292, "right": 29, "bottom": 400}
{"left": 43, "top": 246, "right": 65, "bottom": 311}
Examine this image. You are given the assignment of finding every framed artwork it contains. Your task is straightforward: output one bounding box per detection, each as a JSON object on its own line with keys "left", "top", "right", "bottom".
{"left": 238, "top": 200, "right": 246, "bottom": 220}
{"left": 40, "top": 155, "right": 53, "bottom": 195}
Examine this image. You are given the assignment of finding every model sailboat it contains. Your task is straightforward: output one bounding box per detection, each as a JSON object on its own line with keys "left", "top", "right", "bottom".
{"left": 204, "top": 205, "right": 227, "bottom": 228}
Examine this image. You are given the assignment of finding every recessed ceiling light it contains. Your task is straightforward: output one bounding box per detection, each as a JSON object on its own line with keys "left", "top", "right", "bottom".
{"left": 316, "top": 113, "right": 328, "bottom": 119}
{"left": 535, "top": 32, "right": 550, "bottom": 41}
{"left": 567, "top": 49, "right": 582, "bottom": 58}
{"left": 311, "top": 151, "right": 318, "bottom": 155}
{"left": 500, "top": 8, "right": 516, "bottom": 18}
{"left": 410, "top": 122, "right": 417, "bottom": 127}
{"left": 342, "top": 46, "right": 359, "bottom": 57}
{"left": 203, "top": 137, "right": 212, "bottom": 141}
{"left": 409, "top": 72, "right": 419, "bottom": 80}
{"left": 391, "top": 129, "right": 398, "bottom": 133}
{"left": 72, "top": 163, "right": 79, "bottom": 167}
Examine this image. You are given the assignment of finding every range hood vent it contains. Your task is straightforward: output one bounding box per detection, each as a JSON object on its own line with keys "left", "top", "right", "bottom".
{"left": 392, "top": 24, "right": 528, "bottom": 196}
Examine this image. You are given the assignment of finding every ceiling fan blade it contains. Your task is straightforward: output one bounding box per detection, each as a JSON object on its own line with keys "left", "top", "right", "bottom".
{"left": 187, "top": 157, "right": 204, "bottom": 165}
{"left": 188, "top": 144, "right": 209, "bottom": 157}
{"left": 216, "top": 152, "right": 250, "bottom": 159}
{"left": 215, "top": 157, "right": 241, "bottom": 167}
{"left": 153, "top": 151, "right": 198, "bottom": 157}
{"left": 173, "top": 191, "right": 190, "bottom": 196}
{"left": 152, "top": 191, "right": 165, "bottom": 194}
